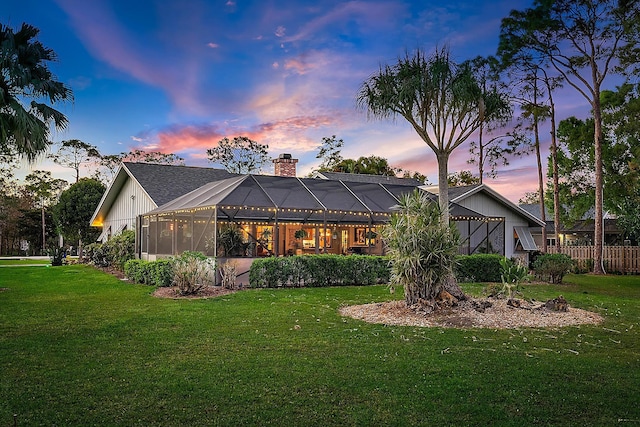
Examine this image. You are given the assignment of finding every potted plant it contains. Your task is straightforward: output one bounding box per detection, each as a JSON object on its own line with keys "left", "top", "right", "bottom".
{"left": 293, "top": 229, "right": 308, "bottom": 255}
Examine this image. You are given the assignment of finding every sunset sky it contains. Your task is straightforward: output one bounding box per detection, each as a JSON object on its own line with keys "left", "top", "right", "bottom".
{"left": 3, "top": 0, "right": 595, "bottom": 202}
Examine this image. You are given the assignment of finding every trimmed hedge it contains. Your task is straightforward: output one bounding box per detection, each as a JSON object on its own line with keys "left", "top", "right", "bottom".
{"left": 454, "top": 254, "right": 504, "bottom": 283}
{"left": 124, "top": 259, "right": 174, "bottom": 287}
{"left": 249, "top": 255, "right": 390, "bottom": 288}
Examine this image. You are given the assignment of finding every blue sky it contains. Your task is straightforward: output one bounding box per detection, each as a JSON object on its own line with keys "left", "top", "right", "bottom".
{"left": 3, "top": 0, "right": 592, "bottom": 202}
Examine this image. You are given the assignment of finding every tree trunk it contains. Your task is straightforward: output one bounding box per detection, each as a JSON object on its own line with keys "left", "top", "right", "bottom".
{"left": 593, "top": 93, "right": 604, "bottom": 274}
{"left": 533, "top": 88, "right": 547, "bottom": 254}
{"left": 548, "top": 91, "right": 561, "bottom": 253}
{"left": 78, "top": 237, "right": 84, "bottom": 259}
{"left": 478, "top": 121, "right": 484, "bottom": 185}
{"left": 404, "top": 280, "right": 442, "bottom": 307}
{"left": 442, "top": 273, "right": 466, "bottom": 301}
{"left": 437, "top": 151, "right": 450, "bottom": 225}
{"left": 405, "top": 274, "right": 467, "bottom": 309}
{"left": 41, "top": 204, "right": 46, "bottom": 254}
{"left": 535, "top": 126, "right": 547, "bottom": 253}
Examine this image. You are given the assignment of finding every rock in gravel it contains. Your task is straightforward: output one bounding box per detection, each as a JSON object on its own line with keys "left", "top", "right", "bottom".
{"left": 544, "top": 295, "right": 568, "bottom": 312}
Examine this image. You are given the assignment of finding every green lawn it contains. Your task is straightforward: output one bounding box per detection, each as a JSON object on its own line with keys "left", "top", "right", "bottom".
{"left": 1, "top": 266, "right": 638, "bottom": 426}
{"left": 0, "top": 258, "right": 50, "bottom": 266}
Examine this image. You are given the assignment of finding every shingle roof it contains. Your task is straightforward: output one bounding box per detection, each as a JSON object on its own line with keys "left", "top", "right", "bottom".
{"left": 315, "top": 171, "right": 423, "bottom": 186}
{"left": 124, "top": 162, "right": 238, "bottom": 206}
{"left": 518, "top": 203, "right": 553, "bottom": 221}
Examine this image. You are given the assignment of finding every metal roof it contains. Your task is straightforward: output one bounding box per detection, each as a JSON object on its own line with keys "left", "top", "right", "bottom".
{"left": 145, "top": 175, "right": 489, "bottom": 224}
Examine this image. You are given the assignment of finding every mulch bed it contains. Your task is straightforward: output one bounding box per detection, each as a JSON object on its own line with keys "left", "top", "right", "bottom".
{"left": 152, "top": 285, "right": 237, "bottom": 299}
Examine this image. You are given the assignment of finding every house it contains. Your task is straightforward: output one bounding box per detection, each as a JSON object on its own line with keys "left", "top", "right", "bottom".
{"left": 91, "top": 156, "right": 544, "bottom": 265}
{"left": 423, "top": 184, "right": 545, "bottom": 261}
{"left": 90, "top": 162, "right": 237, "bottom": 242}
{"left": 519, "top": 204, "right": 630, "bottom": 247}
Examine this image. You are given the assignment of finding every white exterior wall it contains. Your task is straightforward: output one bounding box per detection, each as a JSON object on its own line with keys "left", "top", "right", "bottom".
{"left": 100, "top": 178, "right": 156, "bottom": 242}
{"left": 454, "top": 192, "right": 532, "bottom": 260}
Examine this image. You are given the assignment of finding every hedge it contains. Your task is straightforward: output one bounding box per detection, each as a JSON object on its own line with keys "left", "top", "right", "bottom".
{"left": 124, "top": 259, "right": 174, "bottom": 287}
{"left": 454, "top": 254, "right": 504, "bottom": 283}
{"left": 249, "top": 255, "right": 390, "bottom": 288}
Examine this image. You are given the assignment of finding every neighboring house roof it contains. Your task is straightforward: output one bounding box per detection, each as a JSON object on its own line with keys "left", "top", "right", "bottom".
{"left": 519, "top": 203, "right": 616, "bottom": 222}
{"left": 90, "top": 162, "right": 237, "bottom": 226}
{"left": 519, "top": 203, "right": 621, "bottom": 234}
{"left": 314, "top": 171, "right": 424, "bottom": 186}
{"left": 423, "top": 184, "right": 546, "bottom": 227}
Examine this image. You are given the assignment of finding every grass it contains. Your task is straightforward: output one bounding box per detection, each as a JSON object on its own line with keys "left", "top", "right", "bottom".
{"left": 0, "top": 258, "right": 50, "bottom": 266}
{"left": 1, "top": 266, "right": 639, "bottom": 426}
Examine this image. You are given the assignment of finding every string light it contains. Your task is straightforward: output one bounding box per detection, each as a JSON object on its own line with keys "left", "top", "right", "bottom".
{"left": 147, "top": 207, "right": 502, "bottom": 225}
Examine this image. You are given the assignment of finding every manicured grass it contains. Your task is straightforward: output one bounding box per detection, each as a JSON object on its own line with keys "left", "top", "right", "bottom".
{"left": 0, "top": 258, "right": 50, "bottom": 266}
{"left": 1, "top": 265, "right": 639, "bottom": 426}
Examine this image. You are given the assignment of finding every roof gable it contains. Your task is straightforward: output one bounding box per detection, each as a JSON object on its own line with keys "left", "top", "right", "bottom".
{"left": 124, "top": 162, "right": 238, "bottom": 206}
{"left": 440, "top": 184, "right": 545, "bottom": 226}
{"left": 90, "top": 163, "right": 237, "bottom": 226}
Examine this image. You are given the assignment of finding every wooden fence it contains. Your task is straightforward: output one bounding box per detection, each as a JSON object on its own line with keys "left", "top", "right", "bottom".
{"left": 547, "top": 245, "right": 640, "bottom": 274}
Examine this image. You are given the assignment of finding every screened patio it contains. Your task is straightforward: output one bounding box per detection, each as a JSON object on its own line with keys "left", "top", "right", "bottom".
{"left": 138, "top": 175, "right": 504, "bottom": 259}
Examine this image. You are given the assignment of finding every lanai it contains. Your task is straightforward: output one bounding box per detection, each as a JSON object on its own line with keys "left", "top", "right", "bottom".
{"left": 139, "top": 174, "right": 501, "bottom": 259}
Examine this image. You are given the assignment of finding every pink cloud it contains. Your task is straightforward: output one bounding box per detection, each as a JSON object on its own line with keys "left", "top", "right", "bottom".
{"left": 153, "top": 124, "right": 227, "bottom": 153}
{"left": 284, "top": 59, "right": 312, "bottom": 75}
{"left": 55, "top": 0, "right": 214, "bottom": 115}
{"left": 275, "top": 26, "right": 286, "bottom": 38}
{"left": 139, "top": 113, "right": 338, "bottom": 161}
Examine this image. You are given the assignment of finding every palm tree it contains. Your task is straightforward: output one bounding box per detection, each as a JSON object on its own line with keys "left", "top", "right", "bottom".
{"left": 358, "top": 47, "right": 502, "bottom": 225}
{"left": 381, "top": 190, "right": 460, "bottom": 308}
{"left": 0, "top": 23, "right": 73, "bottom": 161}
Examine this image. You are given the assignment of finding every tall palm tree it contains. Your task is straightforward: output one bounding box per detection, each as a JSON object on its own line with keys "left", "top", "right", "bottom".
{"left": 0, "top": 23, "right": 73, "bottom": 161}
{"left": 358, "top": 47, "right": 503, "bottom": 225}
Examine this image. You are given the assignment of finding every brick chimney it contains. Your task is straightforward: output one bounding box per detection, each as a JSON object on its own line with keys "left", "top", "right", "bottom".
{"left": 273, "top": 153, "right": 298, "bottom": 177}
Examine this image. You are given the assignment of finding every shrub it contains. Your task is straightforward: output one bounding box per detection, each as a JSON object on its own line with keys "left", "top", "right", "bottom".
{"left": 124, "top": 259, "right": 149, "bottom": 284}
{"left": 47, "top": 245, "right": 65, "bottom": 267}
{"left": 124, "top": 259, "right": 175, "bottom": 287}
{"left": 85, "top": 242, "right": 109, "bottom": 267}
{"left": 533, "top": 253, "right": 573, "bottom": 284}
{"left": 249, "top": 257, "right": 281, "bottom": 288}
{"left": 84, "top": 230, "right": 135, "bottom": 270}
{"left": 220, "top": 260, "right": 238, "bottom": 289}
{"left": 455, "top": 254, "right": 504, "bottom": 282}
{"left": 249, "top": 255, "right": 390, "bottom": 288}
{"left": 151, "top": 260, "right": 174, "bottom": 287}
{"left": 104, "top": 230, "right": 135, "bottom": 270}
{"left": 499, "top": 257, "right": 530, "bottom": 299}
{"left": 381, "top": 190, "right": 460, "bottom": 306}
{"left": 172, "top": 251, "right": 215, "bottom": 295}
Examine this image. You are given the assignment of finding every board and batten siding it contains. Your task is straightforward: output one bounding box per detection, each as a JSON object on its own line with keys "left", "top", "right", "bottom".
{"left": 454, "top": 192, "right": 534, "bottom": 259}
{"left": 101, "top": 178, "right": 156, "bottom": 241}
